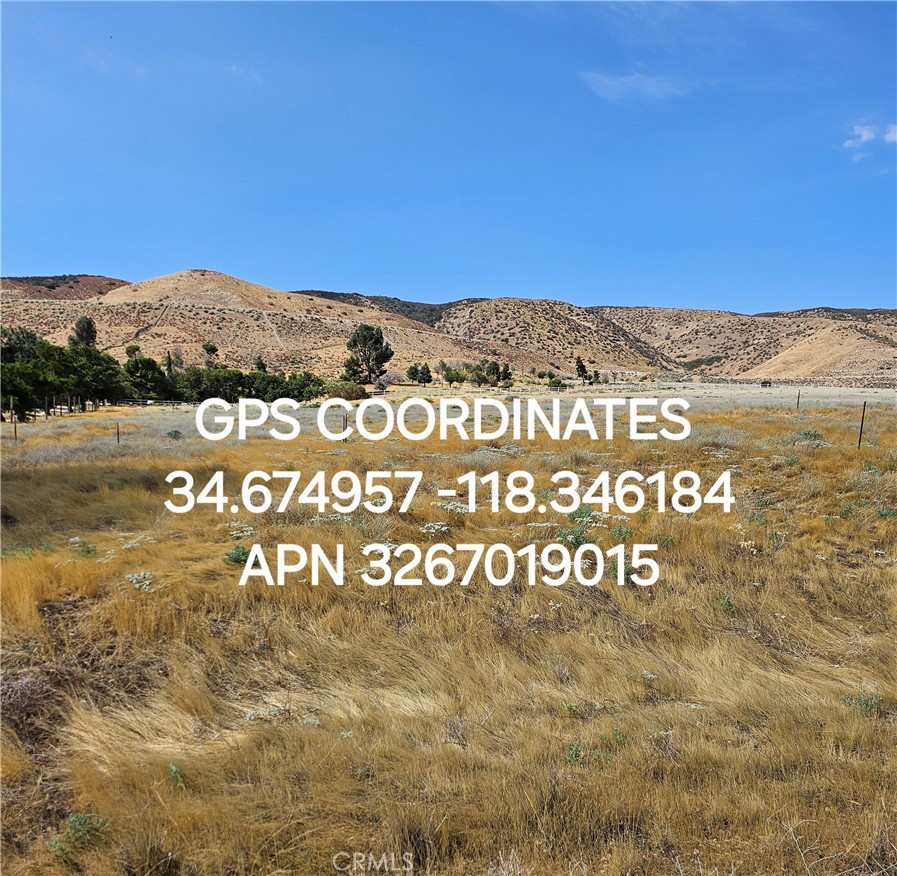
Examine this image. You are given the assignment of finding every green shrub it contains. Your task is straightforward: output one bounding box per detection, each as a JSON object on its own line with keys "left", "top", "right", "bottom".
{"left": 223, "top": 544, "right": 251, "bottom": 565}
{"left": 564, "top": 741, "right": 582, "bottom": 764}
{"left": 167, "top": 763, "right": 186, "bottom": 788}
{"left": 48, "top": 813, "right": 109, "bottom": 863}
{"left": 841, "top": 690, "right": 883, "bottom": 717}
{"left": 718, "top": 593, "right": 736, "bottom": 614}
{"left": 324, "top": 381, "right": 368, "bottom": 401}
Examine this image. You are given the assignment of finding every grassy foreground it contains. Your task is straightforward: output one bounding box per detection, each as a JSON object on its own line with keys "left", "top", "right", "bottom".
{"left": 1, "top": 403, "right": 895, "bottom": 875}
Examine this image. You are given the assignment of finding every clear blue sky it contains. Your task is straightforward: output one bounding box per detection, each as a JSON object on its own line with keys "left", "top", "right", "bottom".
{"left": 3, "top": 2, "right": 895, "bottom": 311}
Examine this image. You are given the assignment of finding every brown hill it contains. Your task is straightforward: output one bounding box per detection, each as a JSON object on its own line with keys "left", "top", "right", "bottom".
{"left": 296, "top": 289, "right": 486, "bottom": 327}
{"left": 595, "top": 306, "right": 897, "bottom": 384}
{"left": 3, "top": 269, "right": 895, "bottom": 385}
{"left": 5, "top": 270, "right": 629, "bottom": 376}
{"left": 1, "top": 274, "right": 128, "bottom": 300}
{"left": 434, "top": 298, "right": 674, "bottom": 373}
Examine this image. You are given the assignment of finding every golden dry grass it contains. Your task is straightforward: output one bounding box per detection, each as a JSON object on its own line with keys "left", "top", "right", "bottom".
{"left": 1, "top": 403, "right": 895, "bottom": 875}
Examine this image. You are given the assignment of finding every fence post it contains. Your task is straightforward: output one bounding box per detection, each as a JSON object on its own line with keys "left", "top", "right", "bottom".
{"left": 12, "top": 414, "right": 17, "bottom": 443}
{"left": 796, "top": 389, "right": 800, "bottom": 411}
{"left": 117, "top": 423, "right": 121, "bottom": 445}
{"left": 857, "top": 402, "right": 867, "bottom": 449}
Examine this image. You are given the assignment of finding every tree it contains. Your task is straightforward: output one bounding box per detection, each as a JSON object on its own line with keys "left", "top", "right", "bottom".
{"left": 66, "top": 345, "right": 131, "bottom": 407}
{"left": 285, "top": 370, "right": 325, "bottom": 401}
{"left": 499, "top": 363, "right": 512, "bottom": 382}
{"left": 406, "top": 363, "right": 421, "bottom": 383}
{"left": 418, "top": 363, "right": 433, "bottom": 385}
{"left": 468, "top": 366, "right": 488, "bottom": 387}
{"left": 69, "top": 315, "right": 97, "bottom": 347}
{"left": 125, "top": 344, "right": 141, "bottom": 360}
{"left": 443, "top": 368, "right": 465, "bottom": 388}
{"left": 253, "top": 355, "right": 267, "bottom": 373}
{"left": 175, "top": 366, "right": 207, "bottom": 403}
{"left": 1, "top": 327, "right": 42, "bottom": 362}
{"left": 124, "top": 355, "right": 172, "bottom": 399}
{"left": 202, "top": 342, "right": 219, "bottom": 368}
{"left": 346, "top": 324, "right": 394, "bottom": 384}
{"left": 575, "top": 356, "right": 588, "bottom": 384}
{"left": 341, "top": 355, "right": 367, "bottom": 385}
{"left": 200, "top": 367, "right": 245, "bottom": 403}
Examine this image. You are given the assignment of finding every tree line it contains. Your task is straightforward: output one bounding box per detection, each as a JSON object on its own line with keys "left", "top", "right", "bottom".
{"left": 337, "top": 325, "right": 515, "bottom": 389}
{"left": 0, "top": 317, "right": 324, "bottom": 420}
{"left": 1, "top": 317, "right": 526, "bottom": 420}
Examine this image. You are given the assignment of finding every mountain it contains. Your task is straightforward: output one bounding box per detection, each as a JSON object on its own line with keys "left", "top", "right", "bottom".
{"left": 432, "top": 298, "right": 677, "bottom": 372}
{"left": 595, "top": 306, "right": 897, "bottom": 383}
{"left": 294, "top": 289, "right": 487, "bottom": 327}
{"left": 1, "top": 274, "right": 128, "bottom": 301}
{"left": 2, "top": 269, "right": 895, "bottom": 385}
{"left": 5, "top": 270, "right": 634, "bottom": 376}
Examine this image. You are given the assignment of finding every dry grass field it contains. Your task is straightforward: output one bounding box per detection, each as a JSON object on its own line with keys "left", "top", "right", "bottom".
{"left": 1, "top": 397, "right": 896, "bottom": 875}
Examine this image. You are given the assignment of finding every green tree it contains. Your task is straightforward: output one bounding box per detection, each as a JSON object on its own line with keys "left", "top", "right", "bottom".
{"left": 175, "top": 366, "right": 206, "bottom": 403}
{"left": 202, "top": 342, "right": 219, "bottom": 368}
{"left": 346, "top": 324, "right": 394, "bottom": 384}
{"left": 66, "top": 345, "right": 131, "bottom": 407}
{"left": 123, "top": 355, "right": 171, "bottom": 399}
{"left": 575, "top": 356, "right": 588, "bottom": 383}
{"left": 418, "top": 363, "right": 433, "bottom": 385}
{"left": 285, "top": 370, "right": 325, "bottom": 401}
{"left": 125, "top": 344, "right": 141, "bottom": 360}
{"left": 341, "top": 355, "right": 367, "bottom": 385}
{"left": 1, "top": 327, "right": 42, "bottom": 362}
{"left": 68, "top": 315, "right": 97, "bottom": 347}
{"left": 253, "top": 355, "right": 267, "bottom": 373}
{"left": 443, "top": 368, "right": 465, "bottom": 388}
{"left": 201, "top": 367, "right": 245, "bottom": 403}
{"left": 469, "top": 366, "right": 489, "bottom": 387}
{"left": 1, "top": 357, "right": 57, "bottom": 419}
{"left": 406, "top": 363, "right": 421, "bottom": 383}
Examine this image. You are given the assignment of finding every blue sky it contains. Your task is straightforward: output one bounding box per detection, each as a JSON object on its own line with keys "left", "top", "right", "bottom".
{"left": 2, "top": 2, "right": 895, "bottom": 311}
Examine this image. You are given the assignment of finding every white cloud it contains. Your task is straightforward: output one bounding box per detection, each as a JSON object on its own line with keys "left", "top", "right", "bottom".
{"left": 843, "top": 124, "right": 878, "bottom": 148}
{"left": 850, "top": 151, "right": 870, "bottom": 163}
{"left": 579, "top": 71, "right": 686, "bottom": 102}
{"left": 885, "top": 124, "right": 897, "bottom": 144}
